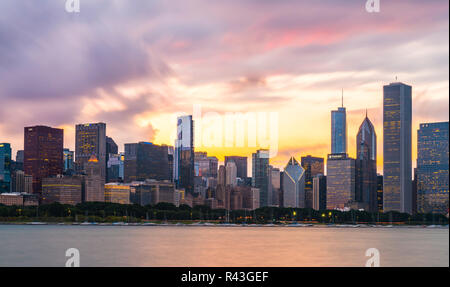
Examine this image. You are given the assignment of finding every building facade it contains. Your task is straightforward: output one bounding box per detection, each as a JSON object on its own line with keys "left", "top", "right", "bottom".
{"left": 383, "top": 82, "right": 412, "bottom": 214}
{"left": 377, "top": 175, "right": 383, "bottom": 212}
{"left": 301, "top": 155, "right": 324, "bottom": 209}
{"left": 252, "top": 149, "right": 270, "bottom": 207}
{"left": 0, "top": 143, "right": 11, "bottom": 193}
{"left": 416, "top": 122, "right": 449, "bottom": 214}
{"left": 124, "top": 142, "right": 170, "bottom": 182}
{"left": 326, "top": 153, "right": 355, "bottom": 210}
{"left": 75, "top": 123, "right": 106, "bottom": 179}
{"left": 174, "top": 115, "right": 194, "bottom": 193}
{"left": 42, "top": 176, "right": 83, "bottom": 205}
{"left": 84, "top": 155, "right": 104, "bottom": 202}
{"left": 24, "top": 126, "right": 64, "bottom": 196}
{"left": 282, "top": 157, "right": 305, "bottom": 208}
{"left": 355, "top": 115, "right": 378, "bottom": 212}
{"left": 312, "top": 174, "right": 327, "bottom": 211}
{"left": 105, "top": 183, "right": 130, "bottom": 204}
{"left": 331, "top": 106, "right": 347, "bottom": 154}
{"left": 225, "top": 161, "right": 237, "bottom": 187}
{"left": 0, "top": 193, "right": 38, "bottom": 206}
{"left": 225, "top": 156, "right": 248, "bottom": 179}
{"left": 63, "top": 149, "right": 74, "bottom": 173}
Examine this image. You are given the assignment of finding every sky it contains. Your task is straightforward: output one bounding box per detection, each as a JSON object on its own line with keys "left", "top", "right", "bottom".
{"left": 0, "top": 0, "right": 448, "bottom": 174}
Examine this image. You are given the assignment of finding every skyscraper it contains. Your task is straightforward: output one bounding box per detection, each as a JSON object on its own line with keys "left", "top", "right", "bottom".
{"left": 301, "top": 155, "right": 324, "bottom": 208}
{"left": 313, "top": 174, "right": 326, "bottom": 211}
{"left": 282, "top": 157, "right": 305, "bottom": 208}
{"left": 331, "top": 96, "right": 347, "bottom": 154}
{"left": 84, "top": 155, "right": 104, "bottom": 202}
{"left": 63, "top": 148, "right": 74, "bottom": 173}
{"left": 16, "top": 150, "right": 24, "bottom": 164}
{"left": 416, "top": 122, "right": 449, "bottom": 214}
{"left": 224, "top": 156, "right": 248, "bottom": 179}
{"left": 107, "top": 153, "right": 124, "bottom": 182}
{"left": 24, "top": 126, "right": 64, "bottom": 195}
{"left": 124, "top": 142, "right": 170, "bottom": 182}
{"left": 252, "top": 149, "right": 270, "bottom": 207}
{"left": 270, "top": 167, "right": 281, "bottom": 207}
{"left": 326, "top": 153, "right": 356, "bottom": 210}
{"left": 0, "top": 143, "right": 11, "bottom": 193}
{"left": 174, "top": 115, "right": 194, "bottom": 193}
{"left": 355, "top": 114, "right": 377, "bottom": 212}
{"left": 75, "top": 123, "right": 106, "bottom": 179}
{"left": 106, "top": 136, "right": 118, "bottom": 181}
{"left": 225, "top": 161, "right": 237, "bottom": 187}
{"left": 383, "top": 82, "right": 412, "bottom": 214}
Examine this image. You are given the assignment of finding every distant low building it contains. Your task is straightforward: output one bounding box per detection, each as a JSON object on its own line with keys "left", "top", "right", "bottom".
{"left": 10, "top": 170, "right": 32, "bottom": 194}
{"left": 0, "top": 192, "right": 39, "bottom": 206}
{"left": 42, "top": 176, "right": 83, "bottom": 205}
{"left": 105, "top": 183, "right": 130, "bottom": 205}
{"left": 130, "top": 180, "right": 176, "bottom": 206}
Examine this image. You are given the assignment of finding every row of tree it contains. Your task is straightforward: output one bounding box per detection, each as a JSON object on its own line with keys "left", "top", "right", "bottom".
{"left": 0, "top": 202, "right": 448, "bottom": 224}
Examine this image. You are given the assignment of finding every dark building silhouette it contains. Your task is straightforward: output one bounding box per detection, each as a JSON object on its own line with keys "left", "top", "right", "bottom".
{"left": 355, "top": 114, "right": 377, "bottom": 212}
{"left": 377, "top": 175, "right": 383, "bottom": 212}
{"left": 124, "top": 142, "right": 170, "bottom": 182}
{"left": 105, "top": 136, "right": 118, "bottom": 181}
{"left": 24, "top": 126, "right": 64, "bottom": 196}
{"left": 313, "top": 174, "right": 327, "bottom": 211}
{"left": 252, "top": 149, "right": 270, "bottom": 207}
{"left": 301, "top": 155, "right": 324, "bottom": 208}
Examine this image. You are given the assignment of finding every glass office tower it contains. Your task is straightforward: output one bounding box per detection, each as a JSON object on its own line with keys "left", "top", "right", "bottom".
{"left": 252, "top": 149, "right": 270, "bottom": 207}
{"left": 383, "top": 82, "right": 412, "bottom": 214}
{"left": 331, "top": 106, "right": 347, "bottom": 154}
{"left": 0, "top": 143, "right": 12, "bottom": 193}
{"left": 174, "top": 115, "right": 194, "bottom": 193}
{"left": 282, "top": 157, "right": 305, "bottom": 208}
{"left": 356, "top": 115, "right": 377, "bottom": 212}
{"left": 417, "top": 122, "right": 449, "bottom": 214}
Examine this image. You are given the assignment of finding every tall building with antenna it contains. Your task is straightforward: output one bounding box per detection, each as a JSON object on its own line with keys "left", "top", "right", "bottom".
{"left": 331, "top": 90, "right": 347, "bottom": 154}
{"left": 327, "top": 90, "right": 356, "bottom": 210}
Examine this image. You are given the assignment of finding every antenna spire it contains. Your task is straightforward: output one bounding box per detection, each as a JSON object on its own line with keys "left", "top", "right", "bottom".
{"left": 341, "top": 88, "right": 344, "bottom": 107}
{"left": 365, "top": 108, "right": 368, "bottom": 118}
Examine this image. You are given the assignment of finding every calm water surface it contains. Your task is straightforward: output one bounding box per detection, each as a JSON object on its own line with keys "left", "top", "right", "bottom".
{"left": 0, "top": 225, "right": 448, "bottom": 267}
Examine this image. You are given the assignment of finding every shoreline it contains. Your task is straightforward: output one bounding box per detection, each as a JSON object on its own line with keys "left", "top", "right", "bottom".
{"left": 0, "top": 222, "right": 448, "bottom": 228}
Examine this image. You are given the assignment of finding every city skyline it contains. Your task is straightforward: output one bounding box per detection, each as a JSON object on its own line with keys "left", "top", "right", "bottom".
{"left": 0, "top": 1, "right": 448, "bottom": 173}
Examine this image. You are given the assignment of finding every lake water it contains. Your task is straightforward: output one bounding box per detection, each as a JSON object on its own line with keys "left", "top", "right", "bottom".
{"left": 0, "top": 225, "right": 448, "bottom": 267}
